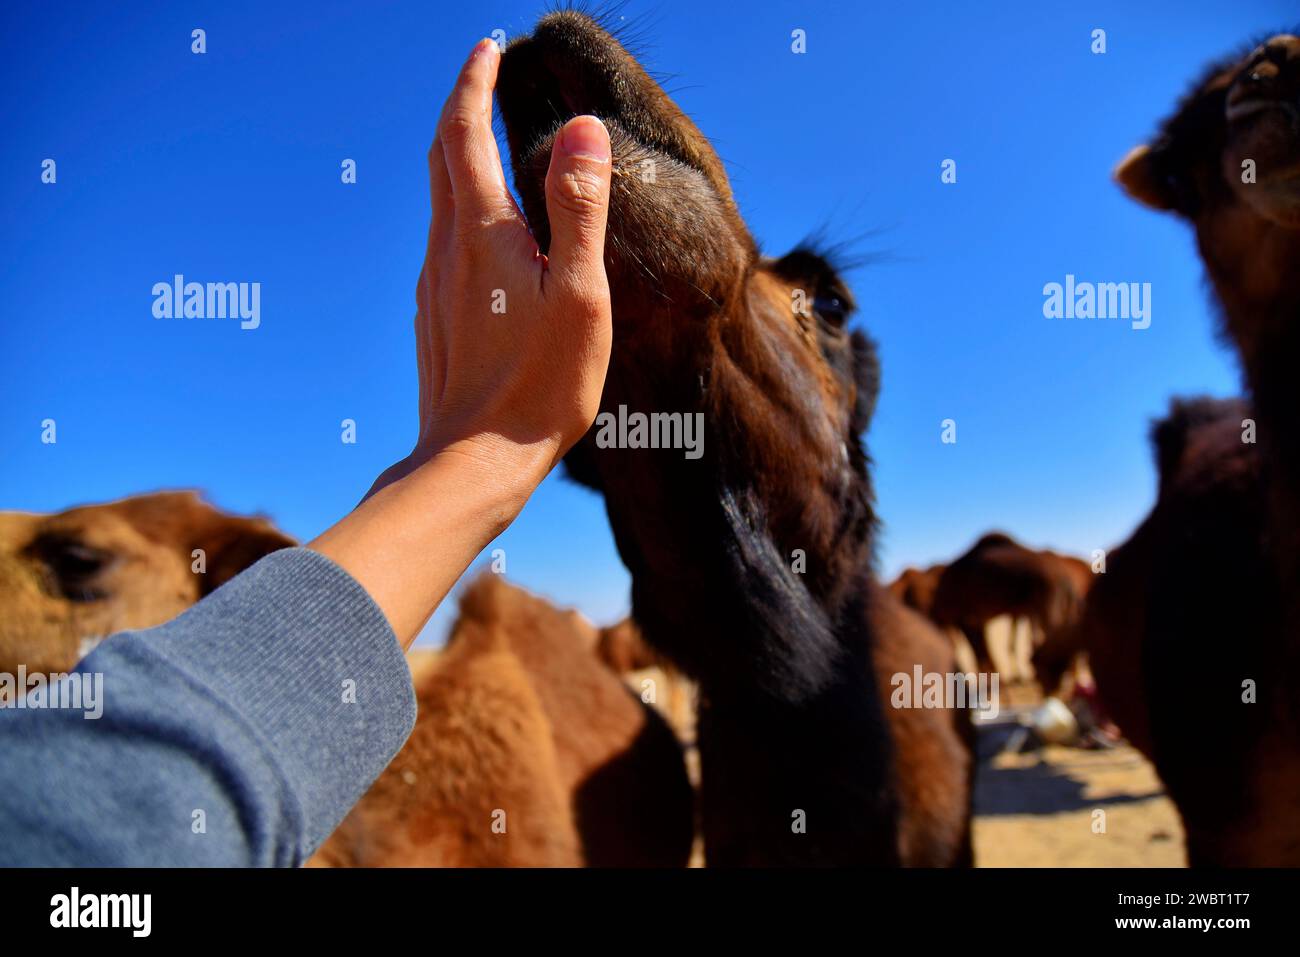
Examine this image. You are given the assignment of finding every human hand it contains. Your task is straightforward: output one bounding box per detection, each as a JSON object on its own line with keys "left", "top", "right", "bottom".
{"left": 409, "top": 37, "right": 613, "bottom": 490}
{"left": 313, "top": 39, "right": 613, "bottom": 645}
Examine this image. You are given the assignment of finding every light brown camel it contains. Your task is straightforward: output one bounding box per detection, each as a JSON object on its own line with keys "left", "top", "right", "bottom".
{"left": 0, "top": 492, "right": 693, "bottom": 866}
{"left": 0, "top": 491, "right": 293, "bottom": 681}
{"left": 311, "top": 574, "right": 693, "bottom": 867}
{"left": 595, "top": 617, "right": 695, "bottom": 739}
{"left": 497, "top": 11, "right": 974, "bottom": 867}
{"left": 595, "top": 616, "right": 670, "bottom": 673}
{"left": 1092, "top": 32, "right": 1300, "bottom": 865}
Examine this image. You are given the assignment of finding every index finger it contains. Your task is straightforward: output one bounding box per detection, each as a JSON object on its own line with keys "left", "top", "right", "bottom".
{"left": 436, "top": 38, "right": 514, "bottom": 224}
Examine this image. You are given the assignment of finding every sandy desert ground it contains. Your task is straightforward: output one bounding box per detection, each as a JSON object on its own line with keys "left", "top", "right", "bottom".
{"left": 966, "top": 618, "right": 1185, "bottom": 866}
{"left": 973, "top": 736, "right": 1183, "bottom": 867}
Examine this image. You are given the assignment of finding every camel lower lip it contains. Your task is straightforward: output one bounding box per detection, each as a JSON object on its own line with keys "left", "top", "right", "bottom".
{"left": 1226, "top": 98, "right": 1299, "bottom": 124}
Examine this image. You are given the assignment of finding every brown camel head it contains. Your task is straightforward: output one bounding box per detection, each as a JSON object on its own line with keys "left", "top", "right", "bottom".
{"left": 0, "top": 492, "right": 293, "bottom": 679}
{"left": 498, "top": 12, "right": 881, "bottom": 692}
{"left": 1114, "top": 33, "right": 1300, "bottom": 373}
{"left": 888, "top": 564, "right": 946, "bottom": 618}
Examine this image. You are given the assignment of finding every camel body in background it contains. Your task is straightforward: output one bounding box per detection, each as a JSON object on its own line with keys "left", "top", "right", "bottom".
{"left": 313, "top": 575, "right": 693, "bottom": 867}
{"left": 499, "top": 11, "right": 973, "bottom": 867}
{"left": 0, "top": 493, "right": 692, "bottom": 867}
{"left": 888, "top": 564, "right": 945, "bottom": 619}
{"left": 1026, "top": 550, "right": 1096, "bottom": 692}
{"left": 596, "top": 617, "right": 695, "bottom": 741}
{"left": 1102, "top": 33, "right": 1300, "bottom": 864}
{"left": 596, "top": 617, "right": 669, "bottom": 672}
{"left": 928, "top": 533, "right": 1088, "bottom": 680}
{"left": 1076, "top": 397, "right": 1295, "bottom": 864}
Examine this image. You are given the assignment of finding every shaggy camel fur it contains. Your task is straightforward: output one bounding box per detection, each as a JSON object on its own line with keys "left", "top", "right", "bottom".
{"left": 498, "top": 11, "right": 973, "bottom": 866}
{"left": 311, "top": 575, "right": 694, "bottom": 867}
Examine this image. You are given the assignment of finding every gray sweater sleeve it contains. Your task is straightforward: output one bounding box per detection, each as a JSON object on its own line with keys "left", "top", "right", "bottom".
{"left": 0, "top": 547, "right": 416, "bottom": 867}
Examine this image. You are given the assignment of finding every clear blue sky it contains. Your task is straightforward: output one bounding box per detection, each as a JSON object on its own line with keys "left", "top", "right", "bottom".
{"left": 2, "top": 1, "right": 1287, "bottom": 644}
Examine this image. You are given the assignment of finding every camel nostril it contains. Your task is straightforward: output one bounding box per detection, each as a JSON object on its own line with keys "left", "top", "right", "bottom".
{"left": 1244, "top": 63, "right": 1278, "bottom": 85}
{"left": 1250, "top": 42, "right": 1296, "bottom": 78}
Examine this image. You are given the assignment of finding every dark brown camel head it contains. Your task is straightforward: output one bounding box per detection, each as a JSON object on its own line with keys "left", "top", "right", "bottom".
{"left": 498, "top": 11, "right": 882, "bottom": 693}
{"left": 1114, "top": 33, "right": 1300, "bottom": 382}
{"left": 500, "top": 14, "right": 975, "bottom": 869}
{"left": 1116, "top": 31, "right": 1300, "bottom": 584}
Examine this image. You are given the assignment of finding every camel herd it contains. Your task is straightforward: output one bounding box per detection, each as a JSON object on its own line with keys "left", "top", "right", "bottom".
{"left": 903, "top": 533, "right": 1093, "bottom": 680}
{"left": 3, "top": 16, "right": 1298, "bottom": 866}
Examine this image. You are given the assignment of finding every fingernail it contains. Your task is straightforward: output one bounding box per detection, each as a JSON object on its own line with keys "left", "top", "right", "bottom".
{"left": 472, "top": 37, "right": 498, "bottom": 60}
{"left": 560, "top": 115, "right": 611, "bottom": 162}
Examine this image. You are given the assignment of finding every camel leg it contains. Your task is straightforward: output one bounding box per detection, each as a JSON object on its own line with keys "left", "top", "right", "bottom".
{"left": 963, "top": 624, "right": 994, "bottom": 675}
{"left": 999, "top": 617, "right": 1022, "bottom": 684}
{"left": 1027, "top": 618, "right": 1047, "bottom": 683}
{"left": 1016, "top": 617, "right": 1033, "bottom": 683}
{"left": 1006, "top": 617, "right": 1021, "bottom": 682}
{"left": 668, "top": 674, "right": 690, "bottom": 742}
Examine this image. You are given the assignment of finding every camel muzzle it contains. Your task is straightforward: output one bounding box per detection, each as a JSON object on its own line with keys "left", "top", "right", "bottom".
{"left": 497, "top": 12, "right": 752, "bottom": 300}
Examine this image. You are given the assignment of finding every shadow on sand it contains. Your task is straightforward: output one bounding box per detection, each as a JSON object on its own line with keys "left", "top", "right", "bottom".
{"left": 973, "top": 726, "right": 1166, "bottom": 817}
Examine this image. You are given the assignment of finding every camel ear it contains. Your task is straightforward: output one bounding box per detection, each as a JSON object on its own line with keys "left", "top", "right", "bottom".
{"left": 104, "top": 491, "right": 293, "bottom": 594}
{"left": 194, "top": 517, "right": 295, "bottom": 595}
{"left": 1114, "top": 144, "right": 1178, "bottom": 211}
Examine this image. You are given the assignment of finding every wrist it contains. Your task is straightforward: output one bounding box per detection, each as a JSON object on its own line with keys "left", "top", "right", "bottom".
{"left": 390, "top": 434, "right": 557, "bottom": 535}
{"left": 311, "top": 434, "right": 557, "bottom": 648}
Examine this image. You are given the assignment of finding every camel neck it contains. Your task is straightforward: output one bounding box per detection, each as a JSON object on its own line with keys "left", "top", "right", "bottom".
{"left": 586, "top": 313, "right": 878, "bottom": 691}
{"left": 1198, "top": 220, "right": 1300, "bottom": 570}
{"left": 695, "top": 644, "right": 903, "bottom": 866}
{"left": 578, "top": 298, "right": 900, "bottom": 861}
{"left": 619, "top": 483, "right": 901, "bottom": 865}
{"left": 1231, "top": 301, "right": 1300, "bottom": 574}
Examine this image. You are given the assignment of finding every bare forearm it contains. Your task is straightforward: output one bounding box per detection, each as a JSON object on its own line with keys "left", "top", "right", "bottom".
{"left": 307, "top": 440, "right": 552, "bottom": 648}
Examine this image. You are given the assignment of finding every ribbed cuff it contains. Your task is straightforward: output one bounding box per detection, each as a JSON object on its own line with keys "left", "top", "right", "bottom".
{"left": 128, "top": 546, "right": 416, "bottom": 857}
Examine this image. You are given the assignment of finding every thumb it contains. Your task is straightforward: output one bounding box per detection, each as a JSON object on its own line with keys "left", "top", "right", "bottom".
{"left": 544, "top": 115, "right": 612, "bottom": 284}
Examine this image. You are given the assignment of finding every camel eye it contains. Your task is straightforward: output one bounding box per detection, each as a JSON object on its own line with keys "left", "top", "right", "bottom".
{"left": 814, "top": 294, "right": 849, "bottom": 327}
{"left": 29, "top": 536, "right": 115, "bottom": 603}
